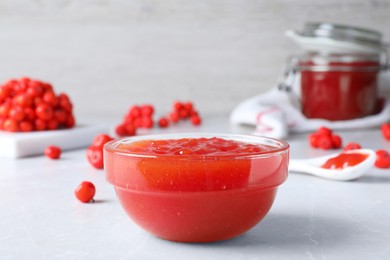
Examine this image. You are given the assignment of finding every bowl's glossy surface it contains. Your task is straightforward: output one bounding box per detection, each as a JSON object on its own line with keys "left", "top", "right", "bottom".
{"left": 104, "top": 133, "right": 289, "bottom": 242}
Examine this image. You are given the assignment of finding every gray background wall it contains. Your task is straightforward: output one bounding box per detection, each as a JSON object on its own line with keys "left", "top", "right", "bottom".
{"left": 1, "top": 0, "right": 390, "bottom": 122}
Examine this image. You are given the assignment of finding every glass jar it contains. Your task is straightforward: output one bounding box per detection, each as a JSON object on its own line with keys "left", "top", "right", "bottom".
{"left": 299, "top": 53, "right": 381, "bottom": 120}
{"left": 280, "top": 22, "right": 388, "bottom": 121}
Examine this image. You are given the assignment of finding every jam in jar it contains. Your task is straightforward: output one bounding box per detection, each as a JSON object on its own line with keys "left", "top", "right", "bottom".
{"left": 281, "top": 22, "right": 388, "bottom": 121}
{"left": 299, "top": 53, "right": 380, "bottom": 120}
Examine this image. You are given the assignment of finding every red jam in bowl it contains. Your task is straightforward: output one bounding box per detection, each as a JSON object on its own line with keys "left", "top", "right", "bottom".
{"left": 104, "top": 134, "right": 289, "bottom": 242}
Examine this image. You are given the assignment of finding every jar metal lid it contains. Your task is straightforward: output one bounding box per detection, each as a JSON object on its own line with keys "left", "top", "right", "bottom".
{"left": 286, "top": 22, "right": 388, "bottom": 54}
{"left": 300, "top": 22, "right": 383, "bottom": 48}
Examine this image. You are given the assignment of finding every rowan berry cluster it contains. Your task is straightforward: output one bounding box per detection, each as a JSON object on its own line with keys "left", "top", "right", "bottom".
{"left": 115, "top": 101, "right": 202, "bottom": 137}
{"left": 0, "top": 77, "right": 75, "bottom": 132}
{"left": 308, "top": 127, "right": 342, "bottom": 150}
{"left": 309, "top": 126, "right": 390, "bottom": 169}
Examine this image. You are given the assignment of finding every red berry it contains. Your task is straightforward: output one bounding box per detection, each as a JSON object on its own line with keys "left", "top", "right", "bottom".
{"left": 92, "top": 134, "right": 114, "bottom": 149}
{"left": 9, "top": 106, "right": 25, "bottom": 121}
{"left": 190, "top": 110, "right": 199, "bottom": 117}
{"left": 57, "top": 93, "right": 70, "bottom": 103}
{"left": 54, "top": 109, "right": 68, "bottom": 124}
{"left": 190, "top": 115, "right": 201, "bottom": 126}
{"left": 141, "top": 104, "right": 154, "bottom": 117}
{"left": 0, "top": 103, "right": 11, "bottom": 118}
{"left": 125, "top": 123, "right": 137, "bottom": 136}
{"left": 24, "top": 107, "right": 36, "bottom": 121}
{"left": 60, "top": 100, "right": 73, "bottom": 113}
{"left": 141, "top": 117, "right": 154, "bottom": 128}
{"left": 3, "top": 118, "right": 19, "bottom": 132}
{"left": 133, "top": 117, "right": 142, "bottom": 128}
{"left": 317, "top": 126, "right": 333, "bottom": 137}
{"left": 86, "top": 146, "right": 104, "bottom": 169}
{"left": 0, "top": 118, "right": 5, "bottom": 130}
{"left": 57, "top": 93, "right": 73, "bottom": 113}
{"left": 183, "top": 102, "right": 193, "bottom": 112}
{"left": 179, "top": 108, "right": 190, "bottom": 119}
{"left": 75, "top": 181, "right": 96, "bottom": 203}
{"left": 343, "top": 142, "right": 362, "bottom": 151}
{"left": 129, "top": 106, "right": 141, "bottom": 118}
{"left": 158, "top": 117, "right": 169, "bottom": 128}
{"left": 375, "top": 150, "right": 390, "bottom": 169}
{"left": 173, "top": 101, "right": 183, "bottom": 111}
{"left": 13, "top": 94, "right": 33, "bottom": 108}
{"left": 318, "top": 135, "right": 333, "bottom": 150}
{"left": 5, "top": 79, "right": 18, "bottom": 89}
{"left": 36, "top": 103, "right": 54, "bottom": 121}
{"left": 308, "top": 127, "right": 342, "bottom": 150}
{"left": 44, "top": 145, "right": 61, "bottom": 159}
{"left": 19, "top": 77, "right": 30, "bottom": 87}
{"left": 42, "top": 83, "right": 53, "bottom": 92}
{"left": 34, "top": 97, "right": 43, "bottom": 106}
{"left": 169, "top": 111, "right": 180, "bottom": 123}
{"left": 0, "top": 85, "right": 12, "bottom": 99}
{"left": 19, "top": 121, "right": 34, "bottom": 132}
{"left": 381, "top": 123, "right": 390, "bottom": 140}
{"left": 123, "top": 114, "right": 135, "bottom": 124}
{"left": 43, "top": 91, "right": 58, "bottom": 106}
{"left": 331, "top": 135, "right": 342, "bottom": 149}
{"left": 115, "top": 124, "right": 127, "bottom": 137}
{"left": 47, "top": 119, "right": 59, "bottom": 130}
{"left": 308, "top": 133, "right": 319, "bottom": 148}
{"left": 66, "top": 114, "right": 75, "bottom": 128}
{"left": 34, "top": 119, "right": 46, "bottom": 131}
{"left": 26, "top": 82, "right": 44, "bottom": 97}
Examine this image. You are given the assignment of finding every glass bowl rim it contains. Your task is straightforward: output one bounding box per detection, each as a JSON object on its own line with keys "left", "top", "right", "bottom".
{"left": 104, "top": 132, "right": 289, "bottom": 160}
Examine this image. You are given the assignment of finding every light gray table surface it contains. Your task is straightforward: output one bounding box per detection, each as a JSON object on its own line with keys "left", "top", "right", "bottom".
{"left": 1, "top": 115, "right": 389, "bottom": 260}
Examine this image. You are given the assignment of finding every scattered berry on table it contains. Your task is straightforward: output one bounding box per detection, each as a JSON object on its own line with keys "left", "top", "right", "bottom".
{"left": 331, "top": 135, "right": 342, "bottom": 149}
{"left": 87, "top": 145, "right": 104, "bottom": 169}
{"left": 92, "top": 134, "right": 114, "bottom": 149}
{"left": 168, "top": 100, "right": 202, "bottom": 126}
{"left": 169, "top": 111, "right": 180, "bottom": 123}
{"left": 86, "top": 133, "right": 115, "bottom": 169}
{"left": 308, "top": 127, "right": 342, "bottom": 150}
{"left": 375, "top": 150, "right": 390, "bottom": 169}
{"left": 381, "top": 123, "right": 390, "bottom": 140}
{"left": 317, "top": 126, "right": 333, "bottom": 137}
{"left": 190, "top": 115, "right": 201, "bottom": 126}
{"left": 158, "top": 117, "right": 169, "bottom": 128}
{"left": 114, "top": 124, "right": 127, "bottom": 137}
{"left": 113, "top": 101, "right": 202, "bottom": 137}
{"left": 141, "top": 104, "right": 154, "bottom": 117}
{"left": 75, "top": 181, "right": 96, "bottom": 203}
{"left": 317, "top": 135, "right": 333, "bottom": 150}
{"left": 343, "top": 142, "right": 362, "bottom": 151}
{"left": 44, "top": 145, "right": 62, "bottom": 159}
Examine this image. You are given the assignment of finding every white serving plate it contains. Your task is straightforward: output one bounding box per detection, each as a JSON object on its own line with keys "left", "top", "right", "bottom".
{"left": 0, "top": 124, "right": 109, "bottom": 158}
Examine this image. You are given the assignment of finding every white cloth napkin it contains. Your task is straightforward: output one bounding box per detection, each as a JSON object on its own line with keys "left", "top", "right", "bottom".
{"left": 230, "top": 88, "right": 390, "bottom": 139}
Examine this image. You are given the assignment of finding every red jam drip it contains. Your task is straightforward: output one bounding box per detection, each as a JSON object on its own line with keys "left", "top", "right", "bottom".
{"left": 321, "top": 153, "right": 369, "bottom": 170}
{"left": 118, "top": 137, "right": 273, "bottom": 156}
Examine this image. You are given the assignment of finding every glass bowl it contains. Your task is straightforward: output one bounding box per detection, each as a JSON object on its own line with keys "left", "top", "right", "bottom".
{"left": 104, "top": 133, "right": 289, "bottom": 242}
